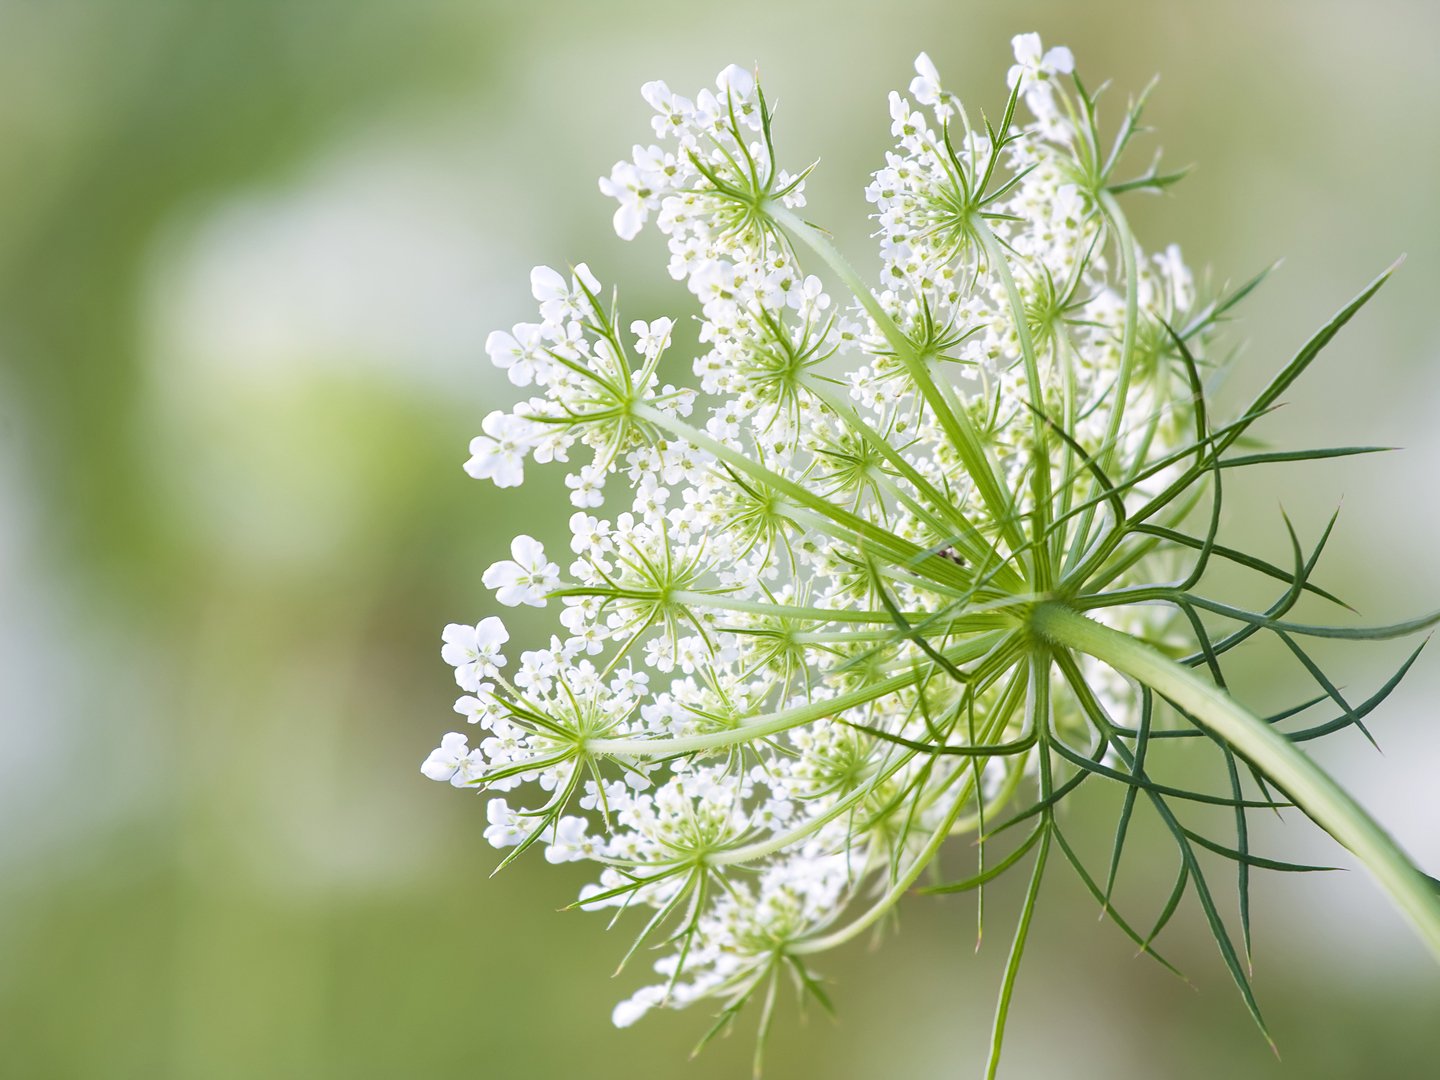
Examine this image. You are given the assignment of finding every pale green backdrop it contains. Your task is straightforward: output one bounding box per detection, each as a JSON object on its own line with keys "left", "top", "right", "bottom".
{"left": 2, "top": 2, "right": 1438, "bottom": 1077}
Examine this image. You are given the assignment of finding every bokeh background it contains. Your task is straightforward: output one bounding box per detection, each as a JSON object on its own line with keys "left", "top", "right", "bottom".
{"left": 3, "top": 2, "right": 1439, "bottom": 1077}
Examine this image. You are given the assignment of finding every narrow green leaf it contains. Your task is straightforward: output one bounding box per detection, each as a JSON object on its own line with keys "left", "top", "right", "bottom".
{"left": 1219, "top": 446, "right": 1393, "bottom": 469}
{"left": 1132, "top": 524, "right": 1350, "bottom": 610}
{"left": 1181, "top": 828, "right": 1338, "bottom": 873}
{"left": 1289, "top": 640, "right": 1427, "bottom": 742}
{"left": 1186, "top": 599, "right": 1440, "bottom": 643}
{"left": 839, "top": 718, "right": 1036, "bottom": 758}
{"left": 1052, "top": 647, "right": 1275, "bottom": 1048}
{"left": 1221, "top": 748, "right": 1252, "bottom": 965}
{"left": 1038, "top": 603, "right": 1440, "bottom": 965}
{"left": 1273, "top": 628, "right": 1378, "bottom": 749}
{"left": 1177, "top": 262, "right": 1278, "bottom": 341}
{"left": 923, "top": 826, "right": 1043, "bottom": 894}
{"left": 1049, "top": 738, "right": 1285, "bottom": 807}
{"left": 985, "top": 825, "right": 1051, "bottom": 1080}
{"left": 1145, "top": 860, "right": 1190, "bottom": 949}
{"left": 1106, "top": 166, "right": 1191, "bottom": 195}
{"left": 1106, "top": 686, "right": 1152, "bottom": 902}
{"left": 1053, "top": 825, "right": 1187, "bottom": 980}
{"left": 1219, "top": 259, "right": 1400, "bottom": 457}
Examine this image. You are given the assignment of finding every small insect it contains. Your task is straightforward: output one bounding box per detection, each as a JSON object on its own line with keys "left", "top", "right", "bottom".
{"left": 936, "top": 546, "right": 967, "bottom": 567}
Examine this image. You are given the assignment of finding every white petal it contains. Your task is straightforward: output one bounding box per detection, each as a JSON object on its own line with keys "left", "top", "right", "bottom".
{"left": 1011, "top": 32, "right": 1042, "bottom": 64}
{"left": 485, "top": 330, "right": 518, "bottom": 368}
{"left": 572, "top": 262, "right": 601, "bottom": 294}
{"left": 640, "top": 80, "right": 671, "bottom": 111}
{"left": 1045, "top": 46, "right": 1075, "bottom": 74}
{"left": 442, "top": 623, "right": 476, "bottom": 649}
{"left": 510, "top": 534, "right": 546, "bottom": 566}
{"left": 421, "top": 746, "right": 459, "bottom": 781}
{"left": 474, "top": 616, "right": 509, "bottom": 648}
{"left": 613, "top": 203, "right": 644, "bottom": 241}
{"left": 482, "top": 560, "right": 520, "bottom": 590}
{"left": 715, "top": 63, "right": 754, "bottom": 98}
{"left": 495, "top": 584, "right": 528, "bottom": 607}
{"left": 529, "top": 265, "right": 567, "bottom": 302}
{"left": 490, "top": 458, "right": 524, "bottom": 488}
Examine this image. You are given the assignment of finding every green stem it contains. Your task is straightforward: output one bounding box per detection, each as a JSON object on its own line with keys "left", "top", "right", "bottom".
{"left": 807, "top": 383, "right": 1019, "bottom": 588}
{"left": 1031, "top": 602, "right": 1440, "bottom": 961}
{"left": 1095, "top": 190, "right": 1140, "bottom": 479}
{"left": 632, "top": 403, "right": 968, "bottom": 595}
{"left": 767, "top": 204, "right": 1027, "bottom": 554}
{"left": 973, "top": 219, "right": 1055, "bottom": 592}
{"left": 665, "top": 590, "right": 916, "bottom": 625}
{"left": 589, "top": 633, "right": 1004, "bottom": 757}
{"left": 1063, "top": 191, "right": 1139, "bottom": 581}
{"left": 791, "top": 769, "right": 976, "bottom": 955}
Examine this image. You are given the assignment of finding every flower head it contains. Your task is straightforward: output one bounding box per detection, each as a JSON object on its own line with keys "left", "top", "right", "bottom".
{"left": 426, "top": 33, "right": 1440, "bottom": 1077}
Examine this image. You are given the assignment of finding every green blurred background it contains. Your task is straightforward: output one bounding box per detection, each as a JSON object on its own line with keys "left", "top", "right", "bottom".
{"left": 2, "top": 2, "right": 1438, "bottom": 1077}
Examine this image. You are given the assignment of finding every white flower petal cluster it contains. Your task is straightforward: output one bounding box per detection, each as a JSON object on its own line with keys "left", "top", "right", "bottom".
{"left": 426, "top": 35, "right": 1214, "bottom": 1039}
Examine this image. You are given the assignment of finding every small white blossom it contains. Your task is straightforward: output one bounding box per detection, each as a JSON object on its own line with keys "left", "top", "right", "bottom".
{"left": 909, "top": 52, "right": 957, "bottom": 120}
{"left": 463, "top": 410, "right": 535, "bottom": 488}
{"left": 482, "top": 535, "right": 560, "bottom": 607}
{"left": 543, "top": 815, "right": 596, "bottom": 863}
{"left": 420, "top": 732, "right": 486, "bottom": 788}
{"left": 441, "top": 617, "right": 508, "bottom": 690}
{"left": 1007, "top": 32, "right": 1075, "bottom": 89}
{"left": 483, "top": 798, "right": 534, "bottom": 848}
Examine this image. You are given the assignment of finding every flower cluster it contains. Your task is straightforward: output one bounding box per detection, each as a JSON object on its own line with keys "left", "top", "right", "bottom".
{"left": 422, "top": 31, "right": 1440, "bottom": 1075}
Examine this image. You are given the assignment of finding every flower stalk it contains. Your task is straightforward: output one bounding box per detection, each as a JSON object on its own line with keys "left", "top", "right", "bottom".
{"left": 1032, "top": 600, "right": 1440, "bottom": 961}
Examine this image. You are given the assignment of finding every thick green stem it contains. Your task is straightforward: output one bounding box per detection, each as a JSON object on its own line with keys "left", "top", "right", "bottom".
{"left": 1031, "top": 602, "right": 1440, "bottom": 962}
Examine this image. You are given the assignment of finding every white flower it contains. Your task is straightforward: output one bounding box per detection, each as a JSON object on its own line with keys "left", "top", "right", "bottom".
{"left": 485, "top": 322, "right": 546, "bottom": 387}
{"left": 640, "top": 80, "right": 695, "bottom": 140}
{"left": 612, "top": 986, "right": 666, "bottom": 1028}
{"left": 421, "top": 40, "right": 1358, "bottom": 1066}
{"left": 441, "top": 617, "right": 509, "bottom": 690}
{"left": 530, "top": 262, "right": 602, "bottom": 325}
{"left": 454, "top": 692, "right": 501, "bottom": 726}
{"left": 565, "top": 465, "right": 606, "bottom": 508}
{"left": 483, "top": 798, "right": 534, "bottom": 848}
{"left": 482, "top": 535, "right": 560, "bottom": 607}
{"left": 715, "top": 63, "right": 756, "bottom": 103}
{"left": 463, "top": 410, "right": 534, "bottom": 488}
{"left": 629, "top": 317, "right": 674, "bottom": 359}
{"left": 515, "top": 642, "right": 563, "bottom": 694}
{"left": 1007, "top": 32, "right": 1075, "bottom": 89}
{"left": 543, "top": 815, "right": 595, "bottom": 863}
{"left": 611, "top": 667, "right": 649, "bottom": 698}
{"left": 599, "top": 159, "right": 655, "bottom": 241}
{"left": 420, "top": 732, "right": 485, "bottom": 787}
{"left": 908, "top": 52, "right": 956, "bottom": 120}
{"left": 568, "top": 511, "right": 611, "bottom": 555}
